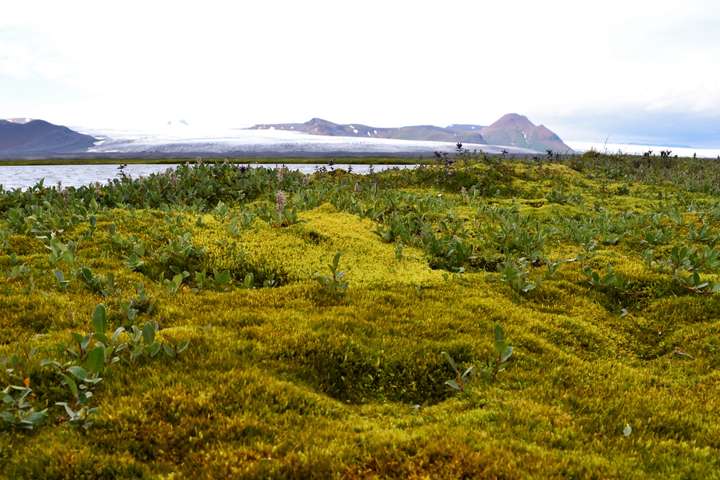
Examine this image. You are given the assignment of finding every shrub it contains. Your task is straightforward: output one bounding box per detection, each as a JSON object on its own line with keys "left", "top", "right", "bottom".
{"left": 315, "top": 252, "right": 348, "bottom": 300}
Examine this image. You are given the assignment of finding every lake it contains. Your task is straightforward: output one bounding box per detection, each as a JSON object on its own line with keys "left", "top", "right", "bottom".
{"left": 0, "top": 163, "right": 416, "bottom": 190}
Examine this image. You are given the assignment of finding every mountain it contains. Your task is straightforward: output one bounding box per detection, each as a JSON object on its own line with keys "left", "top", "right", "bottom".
{"left": 478, "top": 113, "right": 572, "bottom": 153}
{"left": 0, "top": 119, "right": 97, "bottom": 155}
{"left": 250, "top": 114, "right": 572, "bottom": 153}
{"left": 0, "top": 115, "right": 571, "bottom": 157}
{"left": 250, "top": 118, "right": 487, "bottom": 144}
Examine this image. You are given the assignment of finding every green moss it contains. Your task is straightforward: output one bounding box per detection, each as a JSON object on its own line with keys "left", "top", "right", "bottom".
{"left": 1, "top": 159, "right": 720, "bottom": 478}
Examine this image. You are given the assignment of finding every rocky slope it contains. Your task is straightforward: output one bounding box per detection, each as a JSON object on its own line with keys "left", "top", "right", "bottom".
{"left": 477, "top": 113, "right": 572, "bottom": 153}
{"left": 0, "top": 119, "right": 97, "bottom": 155}
{"left": 251, "top": 114, "right": 572, "bottom": 153}
{"left": 250, "top": 118, "right": 487, "bottom": 144}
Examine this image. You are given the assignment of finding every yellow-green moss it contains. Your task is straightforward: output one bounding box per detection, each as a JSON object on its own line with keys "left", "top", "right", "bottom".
{"left": 1, "top": 162, "right": 719, "bottom": 478}
{"left": 197, "top": 203, "right": 442, "bottom": 287}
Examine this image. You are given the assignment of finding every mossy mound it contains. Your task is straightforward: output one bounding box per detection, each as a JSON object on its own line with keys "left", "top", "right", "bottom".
{"left": 198, "top": 203, "right": 441, "bottom": 287}
{"left": 1, "top": 158, "right": 720, "bottom": 478}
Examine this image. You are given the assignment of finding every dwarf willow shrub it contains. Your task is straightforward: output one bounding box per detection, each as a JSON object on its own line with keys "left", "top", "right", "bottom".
{"left": 120, "top": 283, "right": 155, "bottom": 325}
{"left": 1, "top": 385, "right": 48, "bottom": 430}
{"left": 443, "top": 324, "right": 513, "bottom": 393}
{"left": 423, "top": 230, "right": 474, "bottom": 272}
{"left": 376, "top": 161, "right": 518, "bottom": 195}
{"left": 315, "top": 252, "right": 348, "bottom": 300}
{"left": 146, "top": 232, "right": 205, "bottom": 280}
{"left": 77, "top": 266, "right": 115, "bottom": 297}
{"left": 0, "top": 304, "right": 189, "bottom": 432}
{"left": 45, "top": 236, "right": 76, "bottom": 267}
{"left": 492, "top": 213, "right": 546, "bottom": 262}
{"left": 0, "top": 164, "right": 306, "bottom": 230}
{"left": 498, "top": 258, "right": 536, "bottom": 295}
{"left": 561, "top": 151, "right": 720, "bottom": 195}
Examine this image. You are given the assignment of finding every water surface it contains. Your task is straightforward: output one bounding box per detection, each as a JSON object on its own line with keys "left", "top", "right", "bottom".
{"left": 0, "top": 163, "right": 415, "bottom": 190}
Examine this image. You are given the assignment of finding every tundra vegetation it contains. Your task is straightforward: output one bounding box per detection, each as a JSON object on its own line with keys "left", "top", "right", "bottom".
{"left": 0, "top": 152, "right": 719, "bottom": 478}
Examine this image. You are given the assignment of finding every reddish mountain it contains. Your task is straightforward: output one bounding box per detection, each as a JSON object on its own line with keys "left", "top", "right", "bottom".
{"left": 478, "top": 113, "right": 571, "bottom": 153}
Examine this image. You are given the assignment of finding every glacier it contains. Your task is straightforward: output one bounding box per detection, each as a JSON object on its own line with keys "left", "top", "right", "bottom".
{"left": 80, "top": 125, "right": 539, "bottom": 155}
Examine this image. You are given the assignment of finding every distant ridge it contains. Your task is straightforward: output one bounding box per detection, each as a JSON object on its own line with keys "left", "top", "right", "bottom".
{"left": 250, "top": 118, "right": 487, "bottom": 144}
{"left": 0, "top": 119, "right": 97, "bottom": 155}
{"left": 0, "top": 114, "right": 572, "bottom": 158}
{"left": 250, "top": 114, "right": 573, "bottom": 153}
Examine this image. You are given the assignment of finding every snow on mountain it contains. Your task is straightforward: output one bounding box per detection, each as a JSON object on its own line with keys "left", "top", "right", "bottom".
{"left": 87, "top": 126, "right": 537, "bottom": 155}
{"left": 7, "top": 118, "right": 34, "bottom": 124}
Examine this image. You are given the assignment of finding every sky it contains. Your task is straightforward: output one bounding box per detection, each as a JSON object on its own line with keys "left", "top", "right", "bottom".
{"left": 1, "top": 0, "right": 719, "bottom": 147}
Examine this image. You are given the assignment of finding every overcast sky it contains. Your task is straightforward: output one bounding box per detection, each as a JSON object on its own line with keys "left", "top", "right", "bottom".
{"left": 2, "top": 0, "right": 719, "bottom": 146}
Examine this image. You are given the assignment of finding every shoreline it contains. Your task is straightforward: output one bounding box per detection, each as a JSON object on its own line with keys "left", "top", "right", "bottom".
{"left": 0, "top": 156, "right": 434, "bottom": 167}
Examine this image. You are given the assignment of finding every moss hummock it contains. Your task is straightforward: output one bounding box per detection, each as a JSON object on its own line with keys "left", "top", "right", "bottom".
{"left": 0, "top": 157, "right": 719, "bottom": 478}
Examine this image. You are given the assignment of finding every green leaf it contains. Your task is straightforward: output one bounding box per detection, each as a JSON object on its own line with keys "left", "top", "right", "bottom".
{"left": 494, "top": 324, "right": 507, "bottom": 355}
{"left": 331, "top": 252, "right": 341, "bottom": 272}
{"left": 163, "top": 344, "right": 176, "bottom": 358}
{"left": 85, "top": 346, "right": 105, "bottom": 374}
{"left": 40, "top": 359, "right": 62, "bottom": 369}
{"left": 60, "top": 373, "right": 79, "bottom": 400}
{"left": 142, "top": 322, "right": 156, "bottom": 345}
{"left": 500, "top": 346, "right": 513, "bottom": 363}
{"left": 147, "top": 342, "right": 162, "bottom": 357}
{"left": 130, "top": 344, "right": 144, "bottom": 361}
{"left": 67, "top": 365, "right": 88, "bottom": 381}
{"left": 80, "top": 334, "right": 92, "bottom": 352}
{"left": 56, "top": 402, "right": 77, "bottom": 419}
{"left": 80, "top": 267, "right": 92, "bottom": 281}
{"left": 84, "top": 376, "right": 103, "bottom": 385}
{"left": 176, "top": 340, "right": 190, "bottom": 354}
{"left": 445, "top": 379, "right": 462, "bottom": 391}
{"left": 23, "top": 410, "right": 48, "bottom": 427}
{"left": 112, "top": 327, "right": 125, "bottom": 342}
{"left": 54, "top": 270, "right": 68, "bottom": 287}
{"left": 441, "top": 351, "right": 459, "bottom": 375}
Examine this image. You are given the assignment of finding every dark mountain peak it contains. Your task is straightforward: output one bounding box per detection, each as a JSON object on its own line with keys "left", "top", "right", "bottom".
{"left": 250, "top": 119, "right": 487, "bottom": 144}
{"left": 26, "top": 119, "right": 51, "bottom": 126}
{"left": 307, "top": 117, "right": 337, "bottom": 126}
{"left": 0, "top": 119, "right": 97, "bottom": 156}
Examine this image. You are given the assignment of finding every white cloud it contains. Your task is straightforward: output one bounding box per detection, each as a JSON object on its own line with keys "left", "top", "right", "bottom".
{"left": 1, "top": 0, "right": 719, "bottom": 145}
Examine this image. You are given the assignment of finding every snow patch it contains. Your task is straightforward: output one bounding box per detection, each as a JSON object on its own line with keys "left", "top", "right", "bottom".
{"left": 7, "top": 118, "right": 33, "bottom": 124}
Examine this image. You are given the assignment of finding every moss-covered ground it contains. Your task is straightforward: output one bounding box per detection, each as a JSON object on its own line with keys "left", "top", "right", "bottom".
{"left": 1, "top": 154, "right": 719, "bottom": 478}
